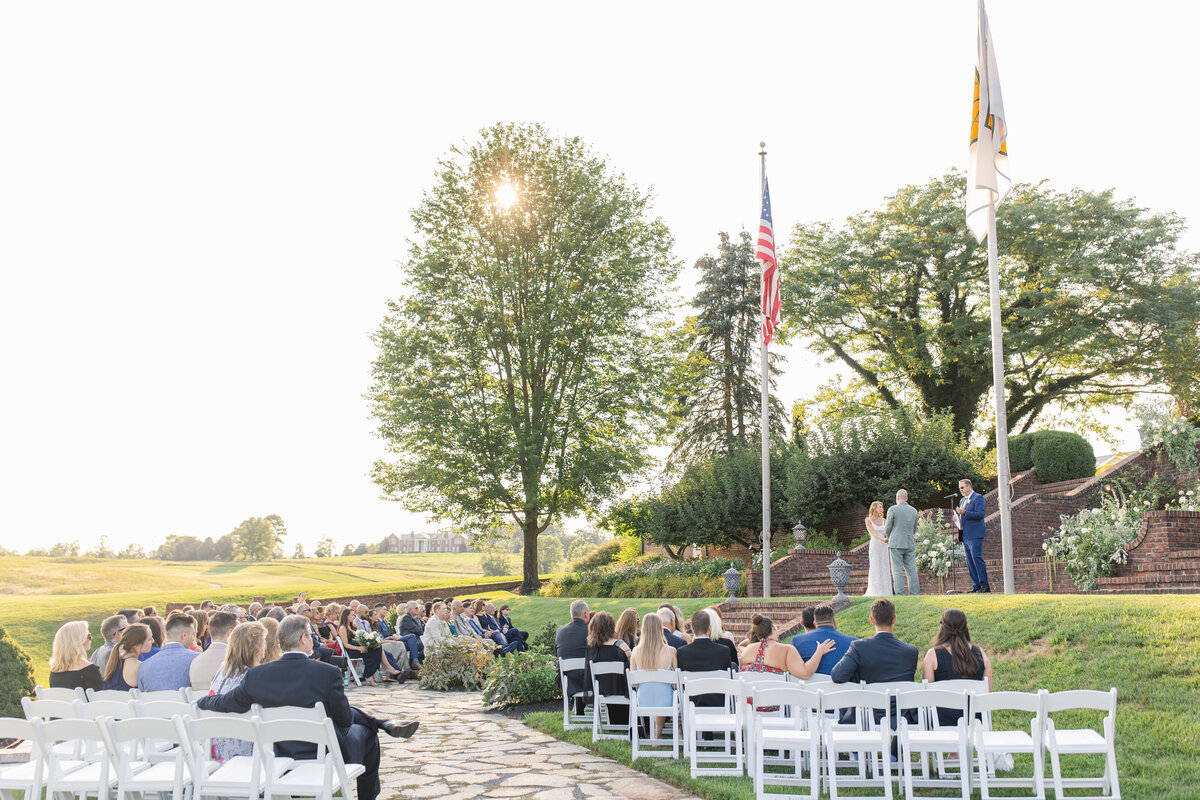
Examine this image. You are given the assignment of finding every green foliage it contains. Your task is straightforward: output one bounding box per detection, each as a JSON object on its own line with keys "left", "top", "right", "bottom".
{"left": 543, "top": 557, "right": 741, "bottom": 599}
{"left": 914, "top": 510, "right": 964, "bottom": 580}
{"left": 784, "top": 409, "right": 987, "bottom": 532}
{"left": 536, "top": 536, "right": 564, "bottom": 574}
{"left": 568, "top": 538, "right": 623, "bottom": 572}
{"left": 796, "top": 529, "right": 841, "bottom": 551}
{"left": 529, "top": 620, "right": 558, "bottom": 654}
{"left": 1028, "top": 431, "right": 1096, "bottom": 483}
{"left": 780, "top": 172, "right": 1200, "bottom": 441}
{"left": 368, "top": 122, "right": 679, "bottom": 593}
{"left": 416, "top": 636, "right": 495, "bottom": 691}
{"left": 481, "top": 649, "right": 561, "bottom": 709}
{"left": 1044, "top": 494, "right": 1143, "bottom": 590}
{"left": 1007, "top": 432, "right": 1035, "bottom": 472}
{"left": 665, "top": 231, "right": 785, "bottom": 468}
{"left": 1137, "top": 404, "right": 1200, "bottom": 476}
{"left": 156, "top": 534, "right": 234, "bottom": 561}
{"left": 0, "top": 623, "right": 35, "bottom": 718}
{"left": 230, "top": 516, "right": 287, "bottom": 561}
{"left": 480, "top": 548, "right": 513, "bottom": 577}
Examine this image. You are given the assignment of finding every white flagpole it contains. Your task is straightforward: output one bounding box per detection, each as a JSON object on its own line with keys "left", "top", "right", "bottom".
{"left": 759, "top": 142, "right": 771, "bottom": 599}
{"left": 986, "top": 203, "right": 1016, "bottom": 593}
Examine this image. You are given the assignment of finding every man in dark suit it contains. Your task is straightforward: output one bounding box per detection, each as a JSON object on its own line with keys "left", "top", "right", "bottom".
{"left": 657, "top": 605, "right": 687, "bottom": 649}
{"left": 791, "top": 604, "right": 857, "bottom": 675}
{"left": 196, "top": 615, "right": 417, "bottom": 800}
{"left": 481, "top": 602, "right": 525, "bottom": 651}
{"left": 677, "top": 610, "right": 737, "bottom": 708}
{"left": 494, "top": 604, "right": 528, "bottom": 649}
{"left": 956, "top": 478, "right": 991, "bottom": 592}
{"left": 831, "top": 599, "right": 919, "bottom": 731}
{"left": 555, "top": 600, "right": 591, "bottom": 713}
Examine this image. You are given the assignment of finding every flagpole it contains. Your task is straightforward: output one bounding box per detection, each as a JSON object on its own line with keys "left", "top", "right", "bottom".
{"left": 759, "top": 141, "right": 771, "bottom": 599}
{"left": 986, "top": 203, "right": 1016, "bottom": 594}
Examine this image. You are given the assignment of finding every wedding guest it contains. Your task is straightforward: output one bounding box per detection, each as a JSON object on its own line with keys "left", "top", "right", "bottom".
{"left": 630, "top": 613, "right": 676, "bottom": 737}
{"left": 367, "top": 607, "right": 410, "bottom": 680}
{"left": 555, "top": 600, "right": 590, "bottom": 714}
{"left": 102, "top": 623, "right": 152, "bottom": 691}
{"left": 91, "top": 614, "right": 129, "bottom": 669}
{"left": 832, "top": 598, "right": 920, "bottom": 732}
{"left": 395, "top": 601, "right": 426, "bottom": 667}
{"left": 209, "top": 622, "right": 266, "bottom": 761}
{"left": 480, "top": 602, "right": 525, "bottom": 652}
{"left": 200, "top": 600, "right": 215, "bottom": 611}
{"left": 138, "top": 613, "right": 198, "bottom": 691}
{"left": 800, "top": 606, "right": 816, "bottom": 633}
{"left": 702, "top": 608, "right": 740, "bottom": 665}
{"left": 739, "top": 615, "right": 833, "bottom": 680}
{"left": 48, "top": 621, "right": 103, "bottom": 692}
{"left": 495, "top": 604, "right": 526, "bottom": 648}
{"left": 265, "top": 606, "right": 286, "bottom": 622}
{"left": 675, "top": 611, "right": 731, "bottom": 709}
{"left": 118, "top": 609, "right": 140, "bottom": 624}
{"left": 421, "top": 602, "right": 457, "bottom": 647}
{"left": 657, "top": 605, "right": 687, "bottom": 649}
{"left": 139, "top": 616, "right": 164, "bottom": 661}
{"left": 614, "top": 608, "right": 639, "bottom": 650}
{"left": 189, "top": 610, "right": 209, "bottom": 650}
{"left": 260, "top": 617, "right": 283, "bottom": 663}
{"left": 247, "top": 602, "right": 263, "bottom": 621}
{"left": 922, "top": 608, "right": 993, "bottom": 725}
{"left": 585, "top": 611, "right": 629, "bottom": 726}
{"left": 142, "top": 606, "right": 157, "bottom": 618}
{"left": 791, "top": 604, "right": 857, "bottom": 675}
{"left": 190, "top": 611, "right": 237, "bottom": 691}
{"left": 340, "top": 608, "right": 382, "bottom": 685}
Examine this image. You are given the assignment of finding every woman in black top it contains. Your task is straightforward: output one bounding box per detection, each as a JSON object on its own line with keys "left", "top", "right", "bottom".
{"left": 922, "top": 608, "right": 992, "bottom": 725}
{"left": 585, "top": 611, "right": 629, "bottom": 725}
{"left": 48, "top": 620, "right": 103, "bottom": 693}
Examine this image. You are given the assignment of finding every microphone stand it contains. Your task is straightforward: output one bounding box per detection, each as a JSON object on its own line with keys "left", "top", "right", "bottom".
{"left": 946, "top": 493, "right": 963, "bottom": 594}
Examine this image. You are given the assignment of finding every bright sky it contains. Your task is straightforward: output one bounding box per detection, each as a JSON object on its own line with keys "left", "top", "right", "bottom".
{"left": 1, "top": 1, "right": 1195, "bottom": 554}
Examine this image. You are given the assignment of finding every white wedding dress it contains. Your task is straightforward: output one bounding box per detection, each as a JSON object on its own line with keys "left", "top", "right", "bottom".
{"left": 864, "top": 519, "right": 894, "bottom": 596}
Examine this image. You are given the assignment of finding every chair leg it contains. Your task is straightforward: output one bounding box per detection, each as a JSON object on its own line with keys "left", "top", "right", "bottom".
{"left": 977, "top": 749, "right": 991, "bottom": 800}
{"left": 1049, "top": 748, "right": 1065, "bottom": 800}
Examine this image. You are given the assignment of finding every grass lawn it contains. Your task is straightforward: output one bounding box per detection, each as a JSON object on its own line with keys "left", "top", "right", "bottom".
{"left": 526, "top": 594, "right": 1200, "bottom": 800}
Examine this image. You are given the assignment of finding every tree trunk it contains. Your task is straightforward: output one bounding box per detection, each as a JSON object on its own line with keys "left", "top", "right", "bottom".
{"left": 520, "top": 518, "right": 540, "bottom": 595}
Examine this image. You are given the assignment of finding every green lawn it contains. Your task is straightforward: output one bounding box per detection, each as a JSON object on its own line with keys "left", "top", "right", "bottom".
{"left": 527, "top": 594, "right": 1200, "bottom": 800}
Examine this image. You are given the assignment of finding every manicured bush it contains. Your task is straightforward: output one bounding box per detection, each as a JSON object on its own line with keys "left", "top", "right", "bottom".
{"left": 542, "top": 557, "right": 741, "bottom": 599}
{"left": 1007, "top": 433, "right": 1035, "bottom": 472}
{"left": 482, "top": 649, "right": 562, "bottom": 708}
{"left": 567, "top": 539, "right": 624, "bottom": 572}
{"left": 0, "top": 624, "right": 35, "bottom": 718}
{"left": 417, "top": 636, "right": 495, "bottom": 691}
{"left": 1029, "top": 430, "right": 1095, "bottom": 483}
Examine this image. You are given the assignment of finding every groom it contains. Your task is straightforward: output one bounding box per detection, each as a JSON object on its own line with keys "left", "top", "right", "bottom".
{"left": 884, "top": 489, "right": 920, "bottom": 595}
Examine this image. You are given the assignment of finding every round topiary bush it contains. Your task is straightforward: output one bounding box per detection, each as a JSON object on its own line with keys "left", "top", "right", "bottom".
{"left": 0, "top": 624, "right": 35, "bottom": 718}
{"left": 1029, "top": 430, "right": 1096, "bottom": 483}
{"left": 1007, "top": 433, "right": 1035, "bottom": 472}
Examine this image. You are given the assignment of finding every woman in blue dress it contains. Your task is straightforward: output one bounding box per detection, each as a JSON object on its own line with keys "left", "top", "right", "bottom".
{"left": 630, "top": 613, "right": 677, "bottom": 740}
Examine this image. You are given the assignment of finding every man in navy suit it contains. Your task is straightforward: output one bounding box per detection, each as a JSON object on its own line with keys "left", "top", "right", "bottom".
{"left": 657, "top": 605, "right": 688, "bottom": 649}
{"left": 831, "top": 599, "right": 919, "bottom": 730}
{"left": 956, "top": 478, "right": 991, "bottom": 592}
{"left": 555, "top": 600, "right": 591, "bottom": 714}
{"left": 196, "top": 615, "right": 417, "bottom": 800}
{"left": 791, "top": 604, "right": 856, "bottom": 675}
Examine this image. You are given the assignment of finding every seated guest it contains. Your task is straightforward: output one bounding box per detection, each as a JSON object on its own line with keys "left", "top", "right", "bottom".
{"left": 209, "top": 621, "right": 266, "bottom": 761}
{"left": 48, "top": 621, "right": 103, "bottom": 692}
{"left": 200, "top": 600, "right": 215, "bottom": 611}
{"left": 339, "top": 607, "right": 383, "bottom": 685}
{"left": 91, "top": 614, "right": 129, "bottom": 670}
{"left": 247, "top": 602, "right": 263, "bottom": 621}
{"left": 118, "top": 608, "right": 140, "bottom": 624}
{"left": 389, "top": 602, "right": 425, "bottom": 668}
{"left": 190, "top": 610, "right": 209, "bottom": 651}
{"left": 260, "top": 617, "right": 283, "bottom": 662}
{"left": 479, "top": 601, "right": 525, "bottom": 652}
{"left": 265, "top": 606, "right": 286, "bottom": 622}
{"left": 373, "top": 603, "right": 411, "bottom": 671}
{"left": 739, "top": 615, "right": 833, "bottom": 680}
{"left": 139, "top": 616, "right": 164, "bottom": 661}
{"left": 493, "top": 603, "right": 526, "bottom": 649}
{"left": 922, "top": 608, "right": 993, "bottom": 725}
{"left": 422, "top": 602, "right": 457, "bottom": 647}
{"left": 303, "top": 604, "right": 344, "bottom": 667}
{"left": 678, "top": 610, "right": 737, "bottom": 677}
{"left": 137, "top": 613, "right": 199, "bottom": 691}
{"left": 800, "top": 606, "right": 816, "bottom": 634}
{"left": 630, "top": 613, "right": 675, "bottom": 737}
{"left": 142, "top": 606, "right": 157, "bottom": 619}
{"left": 102, "top": 623, "right": 152, "bottom": 691}
{"left": 462, "top": 602, "right": 518, "bottom": 656}
{"left": 190, "top": 611, "right": 237, "bottom": 691}
{"left": 657, "top": 605, "right": 688, "bottom": 649}
{"left": 197, "top": 615, "right": 418, "bottom": 800}
{"left": 366, "top": 607, "right": 410, "bottom": 681}
{"left": 792, "top": 604, "right": 857, "bottom": 675}
{"left": 585, "top": 611, "right": 629, "bottom": 726}
{"left": 831, "top": 598, "right": 919, "bottom": 730}
{"left": 555, "top": 600, "right": 590, "bottom": 714}
{"left": 324, "top": 603, "right": 342, "bottom": 630}
{"left": 614, "top": 608, "right": 639, "bottom": 651}
{"left": 703, "top": 608, "right": 739, "bottom": 665}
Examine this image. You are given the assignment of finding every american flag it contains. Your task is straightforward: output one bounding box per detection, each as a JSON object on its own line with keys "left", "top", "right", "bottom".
{"left": 757, "top": 178, "right": 781, "bottom": 344}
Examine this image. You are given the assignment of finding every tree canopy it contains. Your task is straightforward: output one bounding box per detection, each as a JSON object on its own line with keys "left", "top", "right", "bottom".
{"left": 780, "top": 172, "right": 1200, "bottom": 441}
{"left": 368, "top": 123, "right": 678, "bottom": 593}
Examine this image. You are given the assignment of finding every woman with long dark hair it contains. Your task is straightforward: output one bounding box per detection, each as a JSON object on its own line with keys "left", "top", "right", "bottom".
{"left": 922, "top": 608, "right": 993, "bottom": 724}
{"left": 585, "top": 611, "right": 629, "bottom": 726}
{"left": 102, "top": 623, "right": 153, "bottom": 691}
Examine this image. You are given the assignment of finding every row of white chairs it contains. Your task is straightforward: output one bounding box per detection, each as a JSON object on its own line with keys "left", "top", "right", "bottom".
{"left": 4, "top": 697, "right": 363, "bottom": 800}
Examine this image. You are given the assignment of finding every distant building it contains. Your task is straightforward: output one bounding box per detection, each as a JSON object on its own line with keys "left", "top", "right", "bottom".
{"left": 381, "top": 531, "right": 472, "bottom": 554}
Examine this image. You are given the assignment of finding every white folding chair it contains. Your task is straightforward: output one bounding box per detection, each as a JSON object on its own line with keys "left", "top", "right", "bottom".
{"left": 36, "top": 717, "right": 117, "bottom": 800}
{"left": 682, "top": 676, "right": 744, "bottom": 776}
{"left": 344, "top": 657, "right": 364, "bottom": 687}
{"left": 81, "top": 700, "right": 138, "bottom": 721}
{"left": 180, "top": 715, "right": 291, "bottom": 800}
{"left": 0, "top": 717, "right": 45, "bottom": 800}
{"left": 970, "top": 690, "right": 1045, "bottom": 800}
{"left": 22, "top": 697, "right": 85, "bottom": 760}
{"left": 591, "top": 661, "right": 632, "bottom": 743}
{"left": 679, "top": 668, "right": 734, "bottom": 756}
{"left": 627, "top": 669, "right": 681, "bottom": 759}
{"left": 896, "top": 686, "right": 971, "bottom": 799}
{"left": 1042, "top": 688, "right": 1120, "bottom": 800}
{"left": 822, "top": 687, "right": 895, "bottom": 800}
{"left": 35, "top": 685, "right": 87, "bottom": 703}
{"left": 139, "top": 689, "right": 191, "bottom": 703}
{"left": 183, "top": 688, "right": 204, "bottom": 703}
{"left": 800, "top": 673, "right": 833, "bottom": 686}
{"left": 750, "top": 685, "right": 823, "bottom": 800}
{"left": 137, "top": 699, "right": 196, "bottom": 720}
{"left": 739, "top": 671, "right": 793, "bottom": 771}
{"left": 87, "top": 689, "right": 138, "bottom": 702}
{"left": 558, "top": 657, "right": 592, "bottom": 731}
{"left": 101, "top": 715, "right": 205, "bottom": 800}
{"left": 257, "top": 718, "right": 366, "bottom": 800}
{"left": 253, "top": 702, "right": 327, "bottom": 722}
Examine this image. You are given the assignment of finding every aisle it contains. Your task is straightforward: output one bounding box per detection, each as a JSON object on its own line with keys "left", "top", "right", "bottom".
{"left": 353, "top": 685, "right": 701, "bottom": 800}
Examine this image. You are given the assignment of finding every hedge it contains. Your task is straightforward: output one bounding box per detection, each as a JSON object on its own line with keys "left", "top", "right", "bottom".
{"left": 1009, "top": 430, "right": 1096, "bottom": 483}
{"left": 0, "top": 624, "right": 35, "bottom": 718}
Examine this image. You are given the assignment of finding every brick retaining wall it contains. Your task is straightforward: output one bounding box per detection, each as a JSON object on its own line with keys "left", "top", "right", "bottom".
{"left": 165, "top": 578, "right": 530, "bottom": 613}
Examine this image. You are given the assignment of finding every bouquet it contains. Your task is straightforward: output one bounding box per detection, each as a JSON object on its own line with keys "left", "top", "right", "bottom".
{"left": 353, "top": 630, "right": 383, "bottom": 651}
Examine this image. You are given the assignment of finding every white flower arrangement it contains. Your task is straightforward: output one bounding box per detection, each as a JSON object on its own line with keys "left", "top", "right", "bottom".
{"left": 1044, "top": 494, "right": 1142, "bottom": 590}
{"left": 353, "top": 630, "right": 384, "bottom": 651}
{"left": 914, "top": 510, "right": 964, "bottom": 580}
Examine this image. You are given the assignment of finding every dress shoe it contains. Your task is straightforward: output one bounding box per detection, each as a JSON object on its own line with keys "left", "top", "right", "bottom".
{"left": 967, "top": 587, "right": 979, "bottom": 593}
{"left": 981, "top": 587, "right": 992, "bottom": 593}
{"left": 381, "top": 720, "right": 419, "bottom": 738}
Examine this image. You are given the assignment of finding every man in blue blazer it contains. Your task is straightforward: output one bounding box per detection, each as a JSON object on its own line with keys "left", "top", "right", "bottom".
{"left": 831, "top": 599, "right": 919, "bottom": 729}
{"left": 956, "top": 478, "right": 991, "bottom": 592}
{"left": 791, "top": 604, "right": 856, "bottom": 675}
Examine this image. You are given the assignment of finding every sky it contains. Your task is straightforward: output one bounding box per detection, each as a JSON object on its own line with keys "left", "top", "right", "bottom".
{"left": 1, "top": 1, "right": 1196, "bottom": 554}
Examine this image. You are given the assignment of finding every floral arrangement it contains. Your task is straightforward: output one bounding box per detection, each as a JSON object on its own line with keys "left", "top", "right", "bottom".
{"left": 352, "top": 630, "right": 383, "bottom": 651}
{"left": 914, "top": 510, "right": 964, "bottom": 581}
{"left": 1043, "top": 493, "right": 1142, "bottom": 590}
{"left": 1171, "top": 484, "right": 1200, "bottom": 512}
{"left": 1136, "top": 404, "right": 1200, "bottom": 476}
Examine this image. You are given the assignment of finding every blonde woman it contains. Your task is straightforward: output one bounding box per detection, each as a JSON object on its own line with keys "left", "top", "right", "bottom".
{"left": 703, "top": 608, "right": 740, "bottom": 665}
{"left": 864, "top": 500, "right": 894, "bottom": 596}
{"left": 210, "top": 622, "right": 266, "bottom": 761}
{"left": 49, "top": 621, "right": 103, "bottom": 692}
{"left": 259, "top": 617, "right": 282, "bottom": 663}
{"left": 102, "top": 624, "right": 153, "bottom": 691}
{"left": 629, "top": 613, "right": 677, "bottom": 739}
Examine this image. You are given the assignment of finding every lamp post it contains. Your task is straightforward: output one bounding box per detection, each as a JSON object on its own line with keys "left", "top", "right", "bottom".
{"left": 828, "top": 551, "right": 851, "bottom": 606}
{"left": 792, "top": 521, "right": 807, "bottom": 552}
{"left": 722, "top": 566, "right": 742, "bottom": 603}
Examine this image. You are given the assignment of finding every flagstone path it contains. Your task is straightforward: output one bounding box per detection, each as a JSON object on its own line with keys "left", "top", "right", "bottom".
{"left": 353, "top": 685, "right": 702, "bottom": 800}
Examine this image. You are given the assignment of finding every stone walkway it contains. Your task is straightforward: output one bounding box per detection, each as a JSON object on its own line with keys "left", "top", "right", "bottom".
{"left": 352, "top": 684, "right": 702, "bottom": 800}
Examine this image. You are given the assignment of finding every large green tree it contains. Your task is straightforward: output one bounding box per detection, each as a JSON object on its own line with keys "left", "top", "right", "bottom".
{"left": 666, "top": 232, "right": 785, "bottom": 468}
{"left": 780, "top": 172, "right": 1200, "bottom": 441}
{"left": 231, "top": 516, "right": 286, "bottom": 561}
{"left": 368, "top": 123, "right": 678, "bottom": 593}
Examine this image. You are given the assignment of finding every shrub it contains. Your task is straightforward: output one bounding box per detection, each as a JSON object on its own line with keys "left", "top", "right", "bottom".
{"left": 568, "top": 539, "right": 624, "bottom": 572}
{"left": 0, "top": 624, "right": 35, "bottom": 718}
{"left": 417, "top": 637, "right": 495, "bottom": 691}
{"left": 1007, "top": 433, "right": 1034, "bottom": 472}
{"left": 914, "top": 510, "right": 964, "bottom": 581}
{"left": 1137, "top": 404, "right": 1200, "bottom": 476}
{"left": 799, "top": 529, "right": 842, "bottom": 550}
{"left": 1029, "top": 430, "right": 1095, "bottom": 483}
{"left": 480, "top": 549, "right": 513, "bottom": 577}
{"left": 529, "top": 620, "right": 558, "bottom": 654}
{"left": 1044, "top": 494, "right": 1143, "bottom": 590}
{"left": 542, "top": 556, "right": 741, "bottom": 599}
{"left": 482, "top": 650, "right": 562, "bottom": 709}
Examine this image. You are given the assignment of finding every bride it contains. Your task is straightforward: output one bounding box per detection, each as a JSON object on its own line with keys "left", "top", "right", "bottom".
{"left": 864, "top": 501, "right": 893, "bottom": 596}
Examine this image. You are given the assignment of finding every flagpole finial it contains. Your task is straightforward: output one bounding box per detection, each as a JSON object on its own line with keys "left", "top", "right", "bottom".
{"left": 759, "top": 141, "right": 766, "bottom": 153}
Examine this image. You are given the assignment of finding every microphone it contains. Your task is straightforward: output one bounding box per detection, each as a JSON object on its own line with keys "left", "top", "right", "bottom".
{"left": 943, "top": 494, "right": 959, "bottom": 500}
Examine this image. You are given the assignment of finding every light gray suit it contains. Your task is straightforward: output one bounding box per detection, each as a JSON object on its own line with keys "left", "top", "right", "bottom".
{"left": 884, "top": 500, "right": 920, "bottom": 595}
